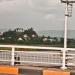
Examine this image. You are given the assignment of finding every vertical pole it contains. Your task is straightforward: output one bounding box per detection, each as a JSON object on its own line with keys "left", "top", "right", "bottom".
{"left": 64, "top": 4, "right": 68, "bottom": 49}
{"left": 61, "top": 3, "right": 68, "bottom": 70}
{"left": 11, "top": 47, "right": 15, "bottom": 66}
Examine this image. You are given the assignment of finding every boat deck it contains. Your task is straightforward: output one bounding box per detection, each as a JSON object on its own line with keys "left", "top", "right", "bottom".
{"left": 0, "top": 65, "right": 75, "bottom": 75}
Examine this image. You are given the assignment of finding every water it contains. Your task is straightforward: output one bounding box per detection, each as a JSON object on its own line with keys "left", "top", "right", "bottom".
{"left": 38, "top": 30, "right": 75, "bottom": 39}
{"left": 0, "top": 29, "right": 75, "bottom": 39}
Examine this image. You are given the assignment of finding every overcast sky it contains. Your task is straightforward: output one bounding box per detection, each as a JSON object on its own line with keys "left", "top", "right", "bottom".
{"left": 0, "top": 0, "right": 75, "bottom": 31}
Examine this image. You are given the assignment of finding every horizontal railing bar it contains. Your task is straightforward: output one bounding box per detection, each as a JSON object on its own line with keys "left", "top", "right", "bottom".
{"left": 0, "top": 50, "right": 11, "bottom": 51}
{"left": 66, "top": 63, "right": 75, "bottom": 66}
{"left": 15, "top": 51, "right": 61, "bottom": 54}
{"left": 67, "top": 54, "right": 75, "bottom": 55}
{"left": 15, "top": 61, "right": 62, "bottom": 66}
{"left": 0, "top": 45, "right": 75, "bottom": 51}
{"left": 0, "top": 45, "right": 63, "bottom": 50}
{"left": 0, "top": 60, "right": 11, "bottom": 62}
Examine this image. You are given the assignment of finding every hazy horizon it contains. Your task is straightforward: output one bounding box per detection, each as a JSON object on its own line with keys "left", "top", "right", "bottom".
{"left": 0, "top": 28, "right": 75, "bottom": 38}
{"left": 0, "top": 28, "right": 75, "bottom": 32}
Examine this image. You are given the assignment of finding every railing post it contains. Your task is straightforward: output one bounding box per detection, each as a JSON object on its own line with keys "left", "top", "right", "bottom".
{"left": 61, "top": 49, "right": 67, "bottom": 70}
{"left": 11, "top": 47, "right": 15, "bottom": 66}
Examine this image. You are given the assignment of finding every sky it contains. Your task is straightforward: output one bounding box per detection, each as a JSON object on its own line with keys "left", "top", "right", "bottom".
{"left": 0, "top": 0, "right": 75, "bottom": 31}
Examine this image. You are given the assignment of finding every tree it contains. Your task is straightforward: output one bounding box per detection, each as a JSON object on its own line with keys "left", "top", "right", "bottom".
{"left": 24, "top": 27, "right": 38, "bottom": 38}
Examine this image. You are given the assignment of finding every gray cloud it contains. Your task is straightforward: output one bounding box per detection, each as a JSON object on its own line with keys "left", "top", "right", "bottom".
{"left": 0, "top": 0, "right": 75, "bottom": 31}
{"left": 27, "top": 0, "right": 59, "bottom": 13}
{"left": 0, "top": 0, "right": 14, "bottom": 2}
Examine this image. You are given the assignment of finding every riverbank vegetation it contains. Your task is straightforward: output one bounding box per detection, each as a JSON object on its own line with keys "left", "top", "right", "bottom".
{"left": 0, "top": 28, "right": 75, "bottom": 48}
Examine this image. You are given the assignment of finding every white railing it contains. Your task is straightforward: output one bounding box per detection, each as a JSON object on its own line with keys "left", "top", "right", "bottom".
{"left": 0, "top": 45, "right": 75, "bottom": 69}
